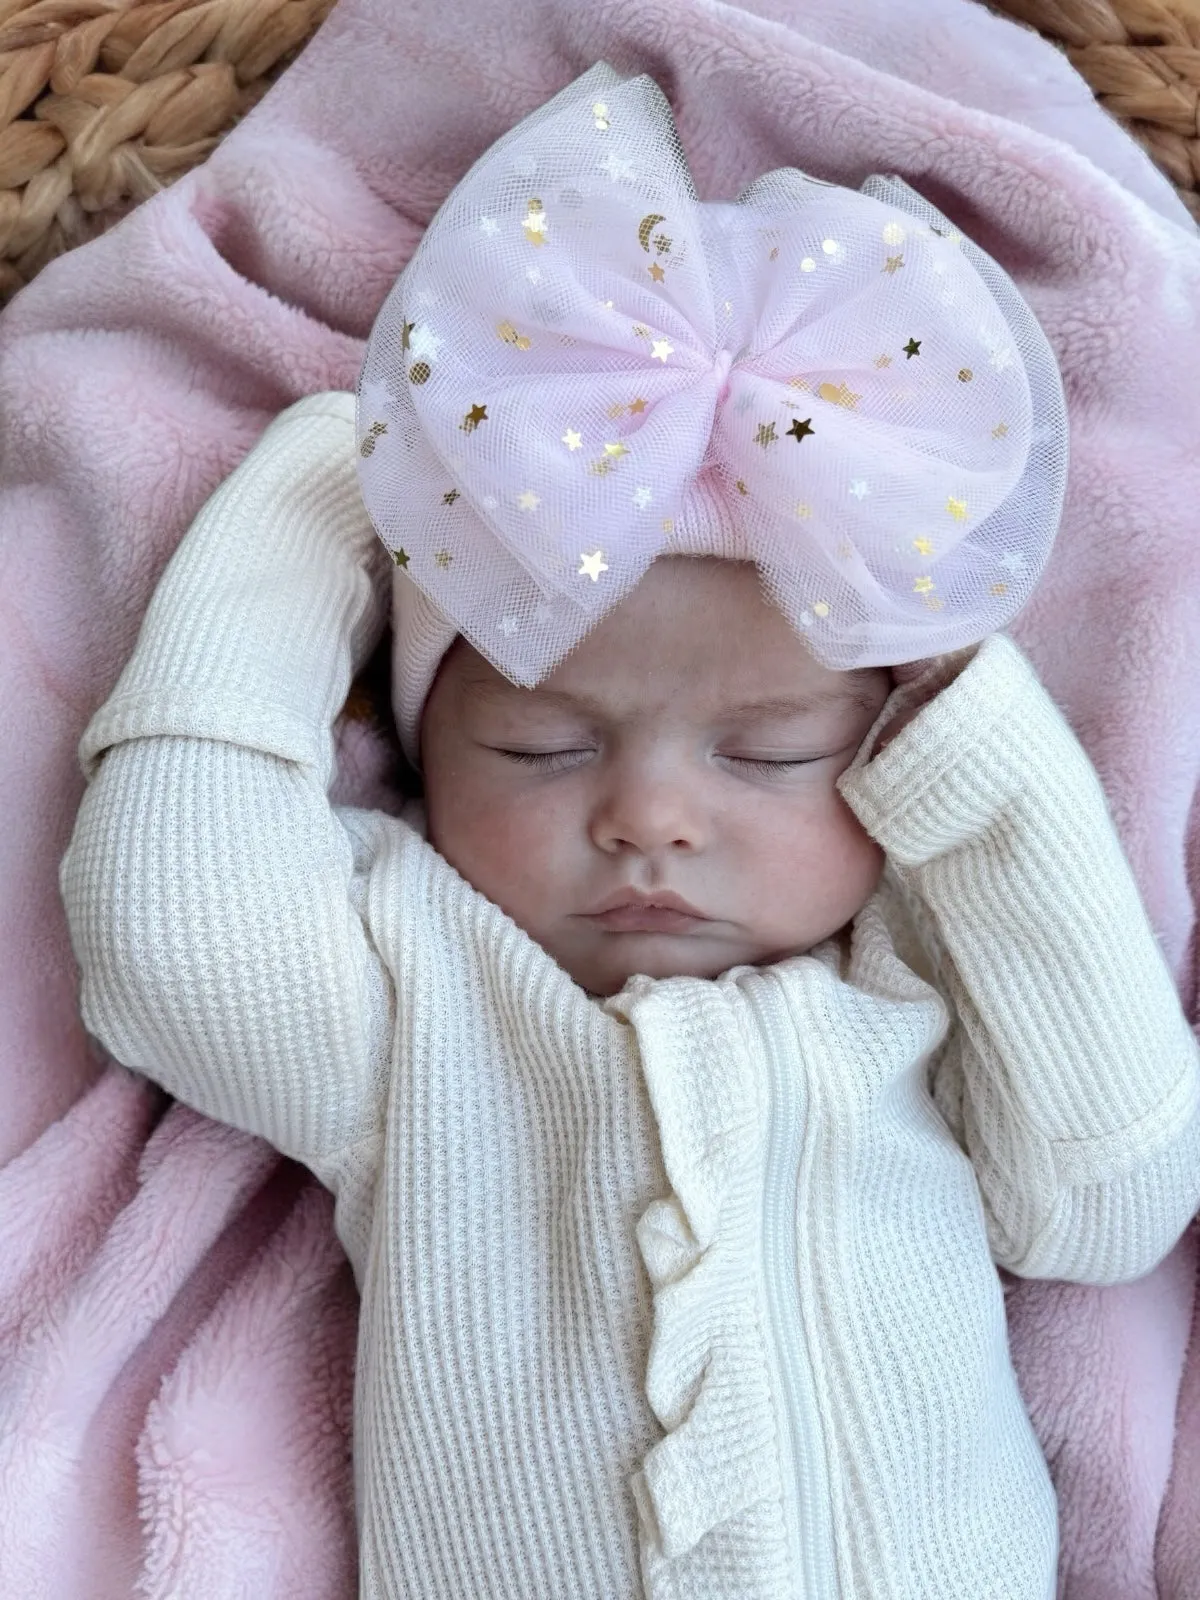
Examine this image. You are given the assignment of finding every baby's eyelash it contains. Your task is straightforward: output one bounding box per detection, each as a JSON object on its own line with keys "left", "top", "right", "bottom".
{"left": 499, "top": 748, "right": 592, "bottom": 770}
{"left": 724, "top": 755, "right": 822, "bottom": 775}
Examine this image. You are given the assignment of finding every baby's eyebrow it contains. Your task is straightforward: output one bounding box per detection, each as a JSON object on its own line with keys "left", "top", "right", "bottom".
{"left": 460, "top": 675, "right": 601, "bottom": 715}
{"left": 727, "top": 679, "right": 883, "bottom": 719}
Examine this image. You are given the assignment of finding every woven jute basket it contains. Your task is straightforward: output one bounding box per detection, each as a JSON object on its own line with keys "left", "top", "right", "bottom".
{"left": 0, "top": 0, "right": 335, "bottom": 301}
{"left": 1, "top": 0, "right": 1198, "bottom": 304}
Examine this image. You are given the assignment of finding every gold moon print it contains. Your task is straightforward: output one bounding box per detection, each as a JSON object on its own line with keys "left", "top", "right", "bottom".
{"left": 638, "top": 213, "right": 666, "bottom": 252}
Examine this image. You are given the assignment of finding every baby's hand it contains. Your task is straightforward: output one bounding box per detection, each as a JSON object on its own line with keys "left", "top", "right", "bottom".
{"left": 868, "top": 647, "right": 977, "bottom": 759}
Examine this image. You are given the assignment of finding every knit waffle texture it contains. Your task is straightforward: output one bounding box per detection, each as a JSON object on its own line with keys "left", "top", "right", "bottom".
{"left": 60, "top": 393, "right": 1200, "bottom": 1599}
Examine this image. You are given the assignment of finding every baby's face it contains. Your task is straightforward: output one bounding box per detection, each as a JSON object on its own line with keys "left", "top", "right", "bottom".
{"left": 421, "top": 558, "right": 890, "bottom": 997}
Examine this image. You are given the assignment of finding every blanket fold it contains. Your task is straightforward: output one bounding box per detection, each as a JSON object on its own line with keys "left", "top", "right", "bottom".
{"left": 2, "top": 0, "right": 1198, "bottom": 1593}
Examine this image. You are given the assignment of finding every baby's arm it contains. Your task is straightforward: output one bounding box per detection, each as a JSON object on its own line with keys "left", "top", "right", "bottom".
{"left": 838, "top": 634, "right": 1200, "bottom": 1284}
{"left": 60, "top": 393, "right": 395, "bottom": 1175}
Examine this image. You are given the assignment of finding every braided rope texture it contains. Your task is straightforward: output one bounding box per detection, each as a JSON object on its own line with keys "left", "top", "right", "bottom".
{"left": 0, "top": 0, "right": 336, "bottom": 302}
{"left": 1, "top": 0, "right": 1197, "bottom": 303}
{"left": 989, "top": 0, "right": 1200, "bottom": 220}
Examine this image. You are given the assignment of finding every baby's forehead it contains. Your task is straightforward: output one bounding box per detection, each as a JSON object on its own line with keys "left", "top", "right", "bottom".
{"left": 455, "top": 654, "right": 885, "bottom": 725}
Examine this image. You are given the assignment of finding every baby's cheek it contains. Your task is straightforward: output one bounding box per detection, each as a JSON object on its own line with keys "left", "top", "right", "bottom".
{"left": 744, "top": 789, "right": 884, "bottom": 940}
{"left": 431, "top": 783, "right": 579, "bottom": 927}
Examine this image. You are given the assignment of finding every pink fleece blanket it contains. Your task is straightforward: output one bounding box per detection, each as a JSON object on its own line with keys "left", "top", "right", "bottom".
{"left": 2, "top": 0, "right": 1199, "bottom": 1592}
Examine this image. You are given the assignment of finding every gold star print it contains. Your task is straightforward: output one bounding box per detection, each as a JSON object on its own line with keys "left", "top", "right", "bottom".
{"left": 946, "top": 497, "right": 968, "bottom": 522}
{"left": 588, "top": 459, "right": 614, "bottom": 476}
{"left": 517, "top": 490, "right": 540, "bottom": 511}
{"left": 497, "top": 320, "right": 531, "bottom": 350}
{"left": 796, "top": 504, "right": 813, "bottom": 520}
{"left": 603, "top": 441, "right": 630, "bottom": 460}
{"left": 434, "top": 550, "right": 454, "bottom": 569}
{"left": 914, "top": 576, "right": 934, "bottom": 594}
{"left": 461, "top": 404, "right": 488, "bottom": 432}
{"left": 392, "top": 548, "right": 410, "bottom": 568}
{"left": 958, "top": 368, "right": 973, "bottom": 382}
{"left": 874, "top": 354, "right": 892, "bottom": 369}
{"left": 443, "top": 489, "right": 460, "bottom": 505}
{"left": 912, "top": 536, "right": 934, "bottom": 556}
{"left": 651, "top": 339, "right": 673, "bottom": 362}
{"left": 523, "top": 199, "right": 547, "bottom": 246}
{"left": 787, "top": 417, "right": 815, "bottom": 442}
{"left": 904, "top": 338, "right": 922, "bottom": 359}
{"left": 818, "top": 382, "right": 860, "bottom": 410}
{"left": 736, "top": 480, "right": 748, "bottom": 495}
{"left": 629, "top": 396, "right": 647, "bottom": 414}
{"left": 579, "top": 550, "right": 609, "bottom": 581}
{"left": 359, "top": 421, "right": 387, "bottom": 457}
{"left": 992, "top": 422, "right": 1009, "bottom": 439}
{"left": 632, "top": 324, "right": 650, "bottom": 339}
{"left": 662, "top": 517, "right": 675, "bottom": 533}
{"left": 562, "top": 429, "right": 583, "bottom": 450}
{"left": 607, "top": 402, "right": 626, "bottom": 419}
{"left": 883, "top": 255, "right": 904, "bottom": 275}
{"left": 990, "top": 582, "right": 1008, "bottom": 596}
{"left": 648, "top": 262, "right": 665, "bottom": 283}
{"left": 837, "top": 540, "right": 854, "bottom": 559}
{"left": 769, "top": 246, "right": 780, "bottom": 261}
{"left": 812, "top": 601, "right": 830, "bottom": 618}
{"left": 787, "top": 376, "right": 811, "bottom": 391}
{"left": 755, "top": 422, "right": 778, "bottom": 447}
{"left": 401, "top": 320, "right": 414, "bottom": 351}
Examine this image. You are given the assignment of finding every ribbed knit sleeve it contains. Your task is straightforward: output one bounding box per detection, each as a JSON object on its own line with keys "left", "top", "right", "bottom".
{"left": 838, "top": 633, "right": 1200, "bottom": 1284}
{"left": 59, "top": 393, "right": 396, "bottom": 1172}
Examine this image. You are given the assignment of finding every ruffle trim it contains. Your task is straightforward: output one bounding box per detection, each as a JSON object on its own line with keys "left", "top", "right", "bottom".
{"left": 610, "top": 978, "right": 797, "bottom": 1597}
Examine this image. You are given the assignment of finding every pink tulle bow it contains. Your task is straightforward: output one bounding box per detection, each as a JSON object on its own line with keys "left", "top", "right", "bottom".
{"left": 356, "top": 60, "right": 1067, "bottom": 684}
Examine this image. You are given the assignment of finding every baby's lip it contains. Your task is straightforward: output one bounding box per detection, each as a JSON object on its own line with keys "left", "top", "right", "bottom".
{"left": 582, "top": 888, "right": 710, "bottom": 921}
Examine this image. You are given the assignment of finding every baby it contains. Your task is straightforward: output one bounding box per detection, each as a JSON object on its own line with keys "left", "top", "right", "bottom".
{"left": 61, "top": 63, "right": 1200, "bottom": 1600}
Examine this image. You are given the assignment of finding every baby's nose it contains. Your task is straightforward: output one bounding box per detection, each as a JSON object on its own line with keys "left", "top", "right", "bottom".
{"left": 590, "top": 767, "right": 707, "bottom": 857}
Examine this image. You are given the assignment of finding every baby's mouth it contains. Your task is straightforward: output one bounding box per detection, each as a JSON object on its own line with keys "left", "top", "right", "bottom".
{"left": 581, "top": 890, "right": 711, "bottom": 934}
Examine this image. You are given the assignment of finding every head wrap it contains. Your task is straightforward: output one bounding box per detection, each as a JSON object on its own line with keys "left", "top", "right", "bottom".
{"left": 356, "top": 59, "right": 1067, "bottom": 762}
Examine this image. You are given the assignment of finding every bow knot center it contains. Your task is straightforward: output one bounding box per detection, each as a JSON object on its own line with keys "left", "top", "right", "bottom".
{"left": 712, "top": 347, "right": 735, "bottom": 405}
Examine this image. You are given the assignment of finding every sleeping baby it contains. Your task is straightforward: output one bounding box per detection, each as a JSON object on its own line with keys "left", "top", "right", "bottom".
{"left": 60, "top": 61, "right": 1200, "bottom": 1599}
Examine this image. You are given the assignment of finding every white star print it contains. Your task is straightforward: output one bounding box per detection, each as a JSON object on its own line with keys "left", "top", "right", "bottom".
{"left": 498, "top": 616, "right": 519, "bottom": 636}
{"left": 633, "top": 486, "right": 653, "bottom": 509}
{"left": 408, "top": 325, "right": 442, "bottom": 361}
{"left": 359, "top": 379, "right": 394, "bottom": 418}
{"left": 599, "top": 152, "right": 636, "bottom": 183}
{"left": 579, "top": 550, "right": 609, "bottom": 581}
{"left": 479, "top": 216, "right": 500, "bottom": 236}
{"left": 849, "top": 480, "right": 870, "bottom": 499}
{"left": 997, "top": 552, "right": 1026, "bottom": 573}
{"left": 517, "top": 490, "right": 541, "bottom": 512}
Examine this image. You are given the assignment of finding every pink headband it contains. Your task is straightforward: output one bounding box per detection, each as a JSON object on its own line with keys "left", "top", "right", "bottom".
{"left": 357, "top": 60, "right": 1067, "bottom": 760}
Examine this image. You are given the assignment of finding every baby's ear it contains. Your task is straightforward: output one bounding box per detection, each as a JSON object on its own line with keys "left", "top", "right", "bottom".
{"left": 890, "top": 657, "right": 939, "bottom": 687}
